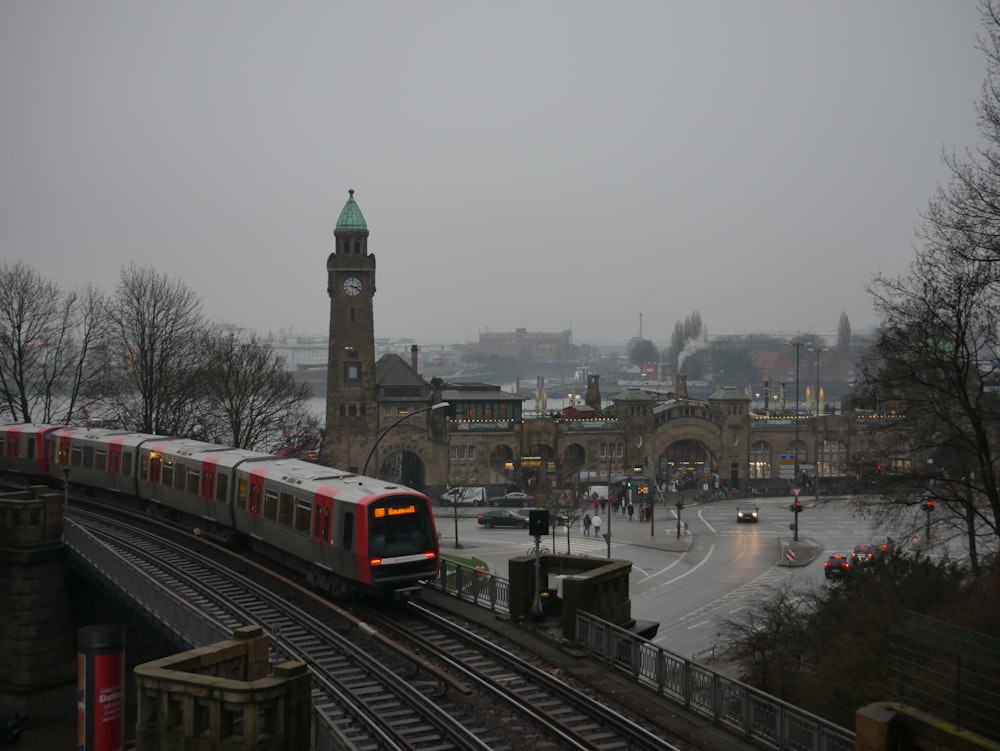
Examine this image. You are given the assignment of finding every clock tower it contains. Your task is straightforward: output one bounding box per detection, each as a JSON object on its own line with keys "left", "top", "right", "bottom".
{"left": 322, "top": 189, "right": 377, "bottom": 472}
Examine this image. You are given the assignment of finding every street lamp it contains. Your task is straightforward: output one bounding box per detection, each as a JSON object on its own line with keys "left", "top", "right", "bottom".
{"left": 604, "top": 406, "right": 651, "bottom": 560}
{"left": 787, "top": 342, "right": 811, "bottom": 486}
{"left": 362, "top": 401, "right": 450, "bottom": 477}
{"left": 810, "top": 347, "right": 825, "bottom": 502}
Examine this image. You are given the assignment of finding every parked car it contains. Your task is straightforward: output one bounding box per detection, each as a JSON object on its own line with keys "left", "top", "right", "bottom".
{"left": 477, "top": 509, "right": 529, "bottom": 529}
{"left": 850, "top": 544, "right": 876, "bottom": 566}
{"left": 871, "top": 535, "right": 896, "bottom": 558}
{"left": 824, "top": 554, "right": 853, "bottom": 579}
{"left": 490, "top": 491, "right": 534, "bottom": 507}
{"left": 736, "top": 502, "right": 759, "bottom": 523}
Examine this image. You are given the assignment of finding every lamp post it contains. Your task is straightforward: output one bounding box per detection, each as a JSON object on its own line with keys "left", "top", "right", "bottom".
{"left": 811, "top": 347, "right": 824, "bottom": 502}
{"left": 362, "top": 401, "right": 450, "bottom": 477}
{"left": 605, "top": 407, "right": 651, "bottom": 560}
{"left": 787, "top": 342, "right": 811, "bottom": 486}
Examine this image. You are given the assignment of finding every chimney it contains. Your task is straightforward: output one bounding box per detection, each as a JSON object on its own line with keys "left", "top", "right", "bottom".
{"left": 675, "top": 374, "right": 688, "bottom": 399}
{"left": 411, "top": 344, "right": 419, "bottom": 371}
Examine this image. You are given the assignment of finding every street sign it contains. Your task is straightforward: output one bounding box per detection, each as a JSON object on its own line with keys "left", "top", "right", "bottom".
{"left": 792, "top": 487, "right": 801, "bottom": 498}
{"left": 786, "top": 548, "right": 796, "bottom": 561}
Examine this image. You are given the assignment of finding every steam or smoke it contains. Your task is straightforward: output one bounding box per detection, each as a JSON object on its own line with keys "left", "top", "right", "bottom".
{"left": 676, "top": 337, "right": 709, "bottom": 373}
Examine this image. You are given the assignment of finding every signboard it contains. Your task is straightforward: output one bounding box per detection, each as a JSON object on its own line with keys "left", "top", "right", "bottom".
{"left": 779, "top": 454, "right": 796, "bottom": 479}
{"left": 786, "top": 548, "right": 796, "bottom": 562}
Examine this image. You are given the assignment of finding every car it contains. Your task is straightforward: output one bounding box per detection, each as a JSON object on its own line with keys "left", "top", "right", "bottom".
{"left": 824, "top": 554, "right": 853, "bottom": 579}
{"left": 518, "top": 507, "right": 568, "bottom": 527}
{"left": 490, "top": 491, "right": 535, "bottom": 507}
{"left": 871, "top": 535, "right": 896, "bottom": 558}
{"left": 477, "top": 509, "right": 529, "bottom": 529}
{"left": 736, "top": 502, "right": 759, "bottom": 523}
{"left": 850, "top": 544, "right": 876, "bottom": 566}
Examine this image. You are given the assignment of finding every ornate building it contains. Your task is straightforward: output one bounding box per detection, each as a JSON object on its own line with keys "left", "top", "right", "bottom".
{"left": 319, "top": 191, "right": 882, "bottom": 499}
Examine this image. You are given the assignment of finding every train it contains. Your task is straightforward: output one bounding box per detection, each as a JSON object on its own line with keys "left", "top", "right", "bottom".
{"left": 0, "top": 423, "right": 440, "bottom": 599}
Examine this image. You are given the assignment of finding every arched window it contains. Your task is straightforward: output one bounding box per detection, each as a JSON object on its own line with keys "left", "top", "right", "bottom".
{"left": 749, "top": 441, "right": 771, "bottom": 479}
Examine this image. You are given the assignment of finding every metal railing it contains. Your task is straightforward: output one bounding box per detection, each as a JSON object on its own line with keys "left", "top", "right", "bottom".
{"left": 430, "top": 558, "right": 511, "bottom": 614}
{"left": 575, "top": 611, "right": 855, "bottom": 751}
{"left": 427, "top": 560, "right": 854, "bottom": 751}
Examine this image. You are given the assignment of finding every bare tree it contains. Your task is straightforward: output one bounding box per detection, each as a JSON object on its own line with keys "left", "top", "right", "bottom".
{"left": 866, "top": 242, "right": 1000, "bottom": 573}
{"left": 105, "top": 264, "right": 208, "bottom": 435}
{"left": 198, "top": 331, "right": 317, "bottom": 451}
{"left": 0, "top": 262, "right": 109, "bottom": 423}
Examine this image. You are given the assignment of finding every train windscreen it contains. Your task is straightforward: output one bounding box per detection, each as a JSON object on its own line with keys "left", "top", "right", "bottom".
{"left": 368, "top": 496, "right": 437, "bottom": 558}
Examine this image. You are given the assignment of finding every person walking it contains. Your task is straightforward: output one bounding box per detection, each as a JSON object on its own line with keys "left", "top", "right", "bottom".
{"left": 627, "top": 502, "right": 634, "bottom": 521}
{"left": 583, "top": 513, "right": 591, "bottom": 536}
{"left": 592, "top": 513, "right": 602, "bottom": 539}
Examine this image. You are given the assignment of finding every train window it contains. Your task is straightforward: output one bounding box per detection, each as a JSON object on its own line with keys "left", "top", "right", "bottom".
{"left": 278, "top": 493, "right": 294, "bottom": 527}
{"left": 71, "top": 446, "right": 83, "bottom": 468}
{"left": 140, "top": 454, "right": 148, "bottom": 480}
{"left": 342, "top": 511, "right": 354, "bottom": 550}
{"left": 263, "top": 489, "right": 278, "bottom": 521}
{"left": 121, "top": 452, "right": 132, "bottom": 476}
{"left": 95, "top": 448, "right": 107, "bottom": 471}
{"left": 237, "top": 478, "right": 248, "bottom": 511}
{"left": 216, "top": 474, "right": 228, "bottom": 503}
{"left": 186, "top": 467, "right": 200, "bottom": 495}
{"left": 294, "top": 499, "right": 311, "bottom": 532}
{"left": 82, "top": 445, "right": 94, "bottom": 469}
{"left": 26, "top": 438, "right": 34, "bottom": 459}
{"left": 162, "top": 462, "right": 174, "bottom": 488}
{"left": 173, "top": 463, "right": 186, "bottom": 489}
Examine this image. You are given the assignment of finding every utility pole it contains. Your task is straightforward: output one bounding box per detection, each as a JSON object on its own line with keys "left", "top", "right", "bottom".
{"left": 787, "top": 341, "right": 811, "bottom": 487}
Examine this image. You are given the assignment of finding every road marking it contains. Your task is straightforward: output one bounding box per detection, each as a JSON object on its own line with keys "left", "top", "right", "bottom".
{"left": 639, "top": 544, "right": 715, "bottom": 586}
{"left": 698, "top": 511, "right": 718, "bottom": 534}
{"left": 637, "top": 554, "right": 686, "bottom": 583}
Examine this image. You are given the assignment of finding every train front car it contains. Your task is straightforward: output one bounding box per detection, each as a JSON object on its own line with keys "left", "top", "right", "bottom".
{"left": 359, "top": 488, "right": 440, "bottom": 598}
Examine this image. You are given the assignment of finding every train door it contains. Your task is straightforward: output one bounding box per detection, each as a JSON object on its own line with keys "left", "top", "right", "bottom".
{"left": 311, "top": 490, "right": 337, "bottom": 575}
{"left": 246, "top": 470, "right": 266, "bottom": 539}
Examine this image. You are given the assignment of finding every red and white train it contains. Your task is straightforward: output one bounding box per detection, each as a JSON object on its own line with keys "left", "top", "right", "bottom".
{"left": 0, "top": 423, "right": 440, "bottom": 598}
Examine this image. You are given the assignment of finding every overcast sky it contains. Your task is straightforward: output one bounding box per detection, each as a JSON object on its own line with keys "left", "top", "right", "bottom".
{"left": 0, "top": 2, "right": 987, "bottom": 348}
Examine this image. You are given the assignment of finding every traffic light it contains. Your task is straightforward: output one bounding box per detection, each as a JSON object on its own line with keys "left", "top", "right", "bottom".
{"left": 626, "top": 480, "right": 632, "bottom": 489}
{"left": 793, "top": 500, "right": 804, "bottom": 513}
{"left": 923, "top": 499, "right": 936, "bottom": 512}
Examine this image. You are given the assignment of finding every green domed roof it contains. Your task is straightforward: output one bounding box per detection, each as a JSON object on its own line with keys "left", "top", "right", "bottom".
{"left": 335, "top": 189, "right": 368, "bottom": 232}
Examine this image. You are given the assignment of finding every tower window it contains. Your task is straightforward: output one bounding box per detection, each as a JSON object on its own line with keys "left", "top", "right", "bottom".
{"left": 353, "top": 240, "right": 361, "bottom": 254}
{"left": 350, "top": 308, "right": 356, "bottom": 323}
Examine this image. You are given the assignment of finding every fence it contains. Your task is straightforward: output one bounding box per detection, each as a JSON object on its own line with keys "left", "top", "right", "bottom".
{"left": 427, "top": 560, "right": 855, "bottom": 751}
{"left": 889, "top": 610, "right": 1000, "bottom": 742}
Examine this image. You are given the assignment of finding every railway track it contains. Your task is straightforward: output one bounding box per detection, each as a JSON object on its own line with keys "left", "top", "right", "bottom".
{"left": 357, "top": 599, "right": 688, "bottom": 750}
{"left": 68, "top": 507, "right": 492, "bottom": 750}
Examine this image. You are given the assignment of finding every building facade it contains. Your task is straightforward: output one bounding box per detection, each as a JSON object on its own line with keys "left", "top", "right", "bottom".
{"left": 319, "top": 191, "right": 883, "bottom": 498}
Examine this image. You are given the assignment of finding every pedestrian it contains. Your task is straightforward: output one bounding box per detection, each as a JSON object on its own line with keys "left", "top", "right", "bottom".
{"left": 583, "top": 513, "right": 591, "bottom": 536}
{"left": 592, "top": 513, "right": 602, "bottom": 538}
{"left": 627, "top": 502, "right": 634, "bottom": 521}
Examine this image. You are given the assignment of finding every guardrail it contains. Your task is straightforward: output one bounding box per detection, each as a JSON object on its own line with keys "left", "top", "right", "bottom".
{"left": 575, "top": 611, "right": 855, "bottom": 751}
{"left": 427, "top": 560, "right": 855, "bottom": 751}
{"left": 430, "top": 558, "right": 511, "bottom": 614}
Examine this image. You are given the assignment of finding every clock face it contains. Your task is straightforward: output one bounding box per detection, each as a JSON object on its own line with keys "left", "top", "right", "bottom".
{"left": 343, "top": 276, "right": 362, "bottom": 296}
